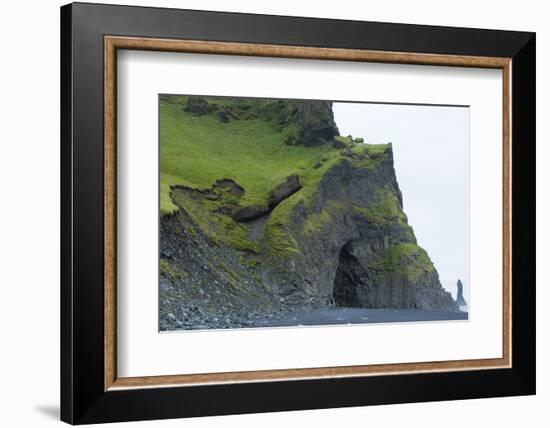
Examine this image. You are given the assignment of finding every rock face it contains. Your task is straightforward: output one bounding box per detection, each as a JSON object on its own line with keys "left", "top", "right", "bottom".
{"left": 182, "top": 95, "right": 339, "bottom": 147}
{"left": 290, "top": 100, "right": 339, "bottom": 146}
{"left": 456, "top": 279, "right": 467, "bottom": 306}
{"left": 232, "top": 204, "right": 270, "bottom": 222}
{"left": 183, "top": 96, "right": 214, "bottom": 116}
{"left": 260, "top": 146, "right": 457, "bottom": 311}
{"left": 267, "top": 175, "right": 302, "bottom": 209}
{"left": 159, "top": 96, "right": 458, "bottom": 330}
{"left": 160, "top": 209, "right": 280, "bottom": 330}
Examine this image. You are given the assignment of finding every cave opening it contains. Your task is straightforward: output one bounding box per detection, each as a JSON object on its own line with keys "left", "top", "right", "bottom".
{"left": 332, "top": 242, "right": 360, "bottom": 307}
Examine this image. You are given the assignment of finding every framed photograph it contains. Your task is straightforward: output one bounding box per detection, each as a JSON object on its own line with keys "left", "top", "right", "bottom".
{"left": 60, "top": 2, "right": 535, "bottom": 424}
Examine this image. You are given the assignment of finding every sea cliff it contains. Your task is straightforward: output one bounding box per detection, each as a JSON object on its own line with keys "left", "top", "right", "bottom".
{"left": 159, "top": 95, "right": 458, "bottom": 330}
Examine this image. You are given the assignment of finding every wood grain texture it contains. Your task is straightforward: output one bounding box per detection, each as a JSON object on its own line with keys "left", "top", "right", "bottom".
{"left": 104, "top": 37, "right": 117, "bottom": 391}
{"left": 110, "top": 358, "right": 508, "bottom": 389}
{"left": 106, "top": 36, "right": 510, "bottom": 68}
{"left": 502, "top": 62, "right": 513, "bottom": 367}
{"left": 103, "top": 35, "right": 512, "bottom": 391}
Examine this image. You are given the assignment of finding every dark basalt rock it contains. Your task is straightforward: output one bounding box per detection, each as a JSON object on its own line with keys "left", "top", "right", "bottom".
{"left": 159, "top": 209, "right": 278, "bottom": 331}
{"left": 292, "top": 100, "right": 339, "bottom": 146}
{"left": 233, "top": 205, "right": 270, "bottom": 222}
{"left": 267, "top": 175, "right": 302, "bottom": 209}
{"left": 456, "top": 279, "right": 467, "bottom": 306}
{"left": 332, "top": 139, "right": 348, "bottom": 149}
{"left": 184, "top": 96, "right": 214, "bottom": 116}
{"left": 216, "top": 108, "right": 240, "bottom": 123}
{"left": 261, "top": 150, "right": 458, "bottom": 311}
{"left": 333, "top": 256, "right": 416, "bottom": 309}
{"left": 184, "top": 96, "right": 339, "bottom": 143}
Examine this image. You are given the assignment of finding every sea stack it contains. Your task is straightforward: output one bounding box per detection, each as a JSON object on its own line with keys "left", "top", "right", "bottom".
{"left": 456, "top": 279, "right": 467, "bottom": 307}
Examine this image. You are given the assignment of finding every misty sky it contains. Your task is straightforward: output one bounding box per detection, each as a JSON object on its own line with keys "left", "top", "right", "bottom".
{"left": 333, "top": 102, "right": 469, "bottom": 304}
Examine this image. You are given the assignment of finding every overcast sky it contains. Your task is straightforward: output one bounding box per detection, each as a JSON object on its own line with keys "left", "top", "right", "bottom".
{"left": 333, "top": 102, "right": 469, "bottom": 304}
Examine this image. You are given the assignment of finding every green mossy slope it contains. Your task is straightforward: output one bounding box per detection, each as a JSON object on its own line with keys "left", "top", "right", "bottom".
{"left": 160, "top": 95, "right": 380, "bottom": 254}
{"left": 160, "top": 95, "right": 354, "bottom": 215}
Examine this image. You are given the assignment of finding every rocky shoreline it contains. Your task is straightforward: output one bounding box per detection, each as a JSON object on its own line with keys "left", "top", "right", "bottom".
{"left": 160, "top": 304, "right": 468, "bottom": 331}
{"left": 160, "top": 303, "right": 306, "bottom": 331}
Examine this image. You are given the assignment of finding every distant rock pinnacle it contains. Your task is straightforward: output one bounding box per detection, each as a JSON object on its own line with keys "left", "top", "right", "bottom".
{"left": 456, "top": 279, "right": 467, "bottom": 306}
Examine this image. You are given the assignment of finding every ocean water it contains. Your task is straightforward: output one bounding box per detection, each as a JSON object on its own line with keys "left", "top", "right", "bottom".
{"left": 254, "top": 307, "right": 468, "bottom": 328}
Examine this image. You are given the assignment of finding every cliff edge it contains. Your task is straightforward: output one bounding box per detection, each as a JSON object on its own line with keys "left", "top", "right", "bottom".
{"left": 159, "top": 96, "right": 458, "bottom": 330}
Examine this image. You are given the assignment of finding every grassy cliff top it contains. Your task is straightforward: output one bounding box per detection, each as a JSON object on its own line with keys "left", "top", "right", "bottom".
{"left": 160, "top": 95, "right": 388, "bottom": 215}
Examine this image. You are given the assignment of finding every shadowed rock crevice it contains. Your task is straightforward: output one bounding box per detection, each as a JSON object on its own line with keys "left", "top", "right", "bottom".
{"left": 332, "top": 240, "right": 418, "bottom": 309}
{"left": 233, "top": 175, "right": 302, "bottom": 222}
{"left": 333, "top": 242, "right": 360, "bottom": 307}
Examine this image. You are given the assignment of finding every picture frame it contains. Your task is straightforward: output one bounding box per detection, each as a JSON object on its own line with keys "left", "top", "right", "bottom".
{"left": 60, "top": 2, "right": 535, "bottom": 424}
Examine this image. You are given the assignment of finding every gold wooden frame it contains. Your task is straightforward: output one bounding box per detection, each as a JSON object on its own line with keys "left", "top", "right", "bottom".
{"left": 104, "top": 35, "right": 512, "bottom": 391}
